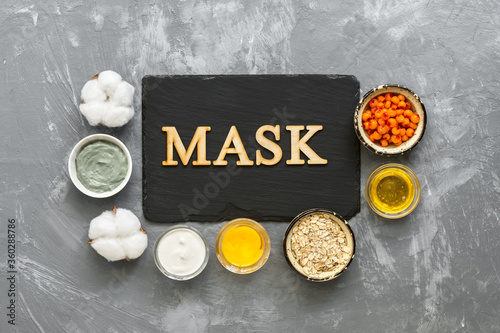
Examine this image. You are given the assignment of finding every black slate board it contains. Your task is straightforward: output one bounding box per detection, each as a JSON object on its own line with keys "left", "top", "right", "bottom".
{"left": 142, "top": 75, "right": 360, "bottom": 222}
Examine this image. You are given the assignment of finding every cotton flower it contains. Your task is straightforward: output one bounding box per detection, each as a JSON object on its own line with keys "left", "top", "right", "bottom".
{"left": 79, "top": 70, "right": 135, "bottom": 127}
{"left": 88, "top": 206, "right": 147, "bottom": 262}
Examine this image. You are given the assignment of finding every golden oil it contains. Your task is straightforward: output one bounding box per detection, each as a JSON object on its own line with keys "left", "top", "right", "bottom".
{"left": 369, "top": 167, "right": 416, "bottom": 214}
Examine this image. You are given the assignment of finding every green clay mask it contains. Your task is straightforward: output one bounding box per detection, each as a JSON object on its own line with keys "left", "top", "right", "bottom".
{"left": 76, "top": 141, "right": 128, "bottom": 193}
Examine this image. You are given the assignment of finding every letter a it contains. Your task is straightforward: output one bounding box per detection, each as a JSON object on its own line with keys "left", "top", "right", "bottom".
{"left": 213, "top": 126, "right": 254, "bottom": 166}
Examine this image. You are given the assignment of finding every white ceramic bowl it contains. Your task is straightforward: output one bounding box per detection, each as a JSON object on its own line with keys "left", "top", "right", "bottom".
{"left": 68, "top": 134, "right": 132, "bottom": 198}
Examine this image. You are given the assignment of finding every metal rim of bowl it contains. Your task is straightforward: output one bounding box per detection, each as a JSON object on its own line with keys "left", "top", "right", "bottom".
{"left": 282, "top": 208, "right": 356, "bottom": 282}
{"left": 68, "top": 134, "right": 132, "bottom": 198}
{"left": 153, "top": 225, "right": 210, "bottom": 281}
{"left": 354, "top": 84, "right": 427, "bottom": 156}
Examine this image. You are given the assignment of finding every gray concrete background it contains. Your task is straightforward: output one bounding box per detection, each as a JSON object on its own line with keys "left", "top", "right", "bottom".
{"left": 1, "top": 0, "right": 499, "bottom": 332}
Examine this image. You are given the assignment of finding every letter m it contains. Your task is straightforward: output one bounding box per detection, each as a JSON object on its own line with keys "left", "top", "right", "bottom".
{"left": 162, "top": 127, "right": 211, "bottom": 166}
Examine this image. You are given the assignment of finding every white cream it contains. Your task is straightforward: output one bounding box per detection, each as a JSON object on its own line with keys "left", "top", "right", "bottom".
{"left": 156, "top": 228, "right": 207, "bottom": 277}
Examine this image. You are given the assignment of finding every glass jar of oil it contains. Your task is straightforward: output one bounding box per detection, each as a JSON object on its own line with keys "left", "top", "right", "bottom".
{"left": 366, "top": 163, "right": 421, "bottom": 218}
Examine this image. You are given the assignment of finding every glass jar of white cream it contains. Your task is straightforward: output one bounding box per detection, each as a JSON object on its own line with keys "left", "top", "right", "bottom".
{"left": 153, "top": 225, "right": 209, "bottom": 281}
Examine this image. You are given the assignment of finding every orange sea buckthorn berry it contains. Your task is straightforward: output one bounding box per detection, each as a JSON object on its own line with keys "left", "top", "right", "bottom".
{"left": 369, "top": 119, "right": 378, "bottom": 130}
{"left": 402, "top": 118, "right": 411, "bottom": 128}
{"left": 381, "top": 111, "right": 390, "bottom": 120}
{"left": 384, "top": 93, "right": 392, "bottom": 101}
{"left": 397, "top": 94, "right": 405, "bottom": 102}
{"left": 369, "top": 99, "right": 378, "bottom": 108}
{"left": 369, "top": 134, "right": 376, "bottom": 142}
{"left": 372, "top": 131, "right": 382, "bottom": 140}
{"left": 391, "top": 96, "right": 400, "bottom": 104}
{"left": 388, "top": 110, "right": 397, "bottom": 118}
{"left": 409, "top": 122, "right": 418, "bottom": 130}
{"left": 401, "top": 135, "right": 409, "bottom": 142}
{"left": 391, "top": 134, "right": 402, "bottom": 144}
{"left": 378, "top": 119, "right": 386, "bottom": 125}
{"left": 363, "top": 121, "right": 370, "bottom": 130}
{"left": 394, "top": 140, "right": 402, "bottom": 146}
{"left": 377, "top": 102, "right": 385, "bottom": 109}
{"left": 404, "top": 110, "right": 414, "bottom": 118}
{"left": 396, "top": 114, "right": 405, "bottom": 123}
{"left": 397, "top": 109, "right": 405, "bottom": 115}
{"left": 391, "top": 126, "right": 401, "bottom": 135}
{"left": 390, "top": 103, "right": 398, "bottom": 110}
{"left": 377, "top": 125, "right": 388, "bottom": 135}
{"left": 362, "top": 111, "right": 372, "bottom": 121}
{"left": 399, "top": 128, "right": 406, "bottom": 136}
{"left": 406, "top": 128, "right": 415, "bottom": 137}
{"left": 374, "top": 110, "right": 382, "bottom": 119}
{"left": 411, "top": 114, "right": 420, "bottom": 123}
{"left": 383, "top": 133, "right": 391, "bottom": 140}
{"left": 405, "top": 102, "right": 411, "bottom": 110}
{"left": 398, "top": 101, "right": 406, "bottom": 109}
{"left": 384, "top": 101, "right": 391, "bottom": 109}
{"left": 380, "top": 139, "right": 389, "bottom": 147}
{"left": 377, "top": 95, "right": 385, "bottom": 102}
{"left": 387, "top": 118, "right": 398, "bottom": 127}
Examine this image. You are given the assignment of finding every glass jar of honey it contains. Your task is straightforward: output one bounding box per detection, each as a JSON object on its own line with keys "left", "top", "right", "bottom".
{"left": 366, "top": 163, "right": 421, "bottom": 218}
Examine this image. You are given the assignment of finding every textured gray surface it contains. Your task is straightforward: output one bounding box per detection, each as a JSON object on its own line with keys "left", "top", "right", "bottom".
{"left": 1, "top": 0, "right": 499, "bottom": 332}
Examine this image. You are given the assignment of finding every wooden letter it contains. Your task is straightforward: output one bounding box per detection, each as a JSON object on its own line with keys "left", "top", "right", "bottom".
{"left": 213, "top": 126, "right": 254, "bottom": 166}
{"left": 255, "top": 125, "right": 282, "bottom": 166}
{"left": 162, "top": 126, "right": 211, "bottom": 166}
{"left": 286, "top": 125, "right": 328, "bottom": 165}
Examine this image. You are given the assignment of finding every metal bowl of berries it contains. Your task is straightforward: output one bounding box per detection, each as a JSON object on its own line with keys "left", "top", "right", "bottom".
{"left": 354, "top": 85, "right": 427, "bottom": 156}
